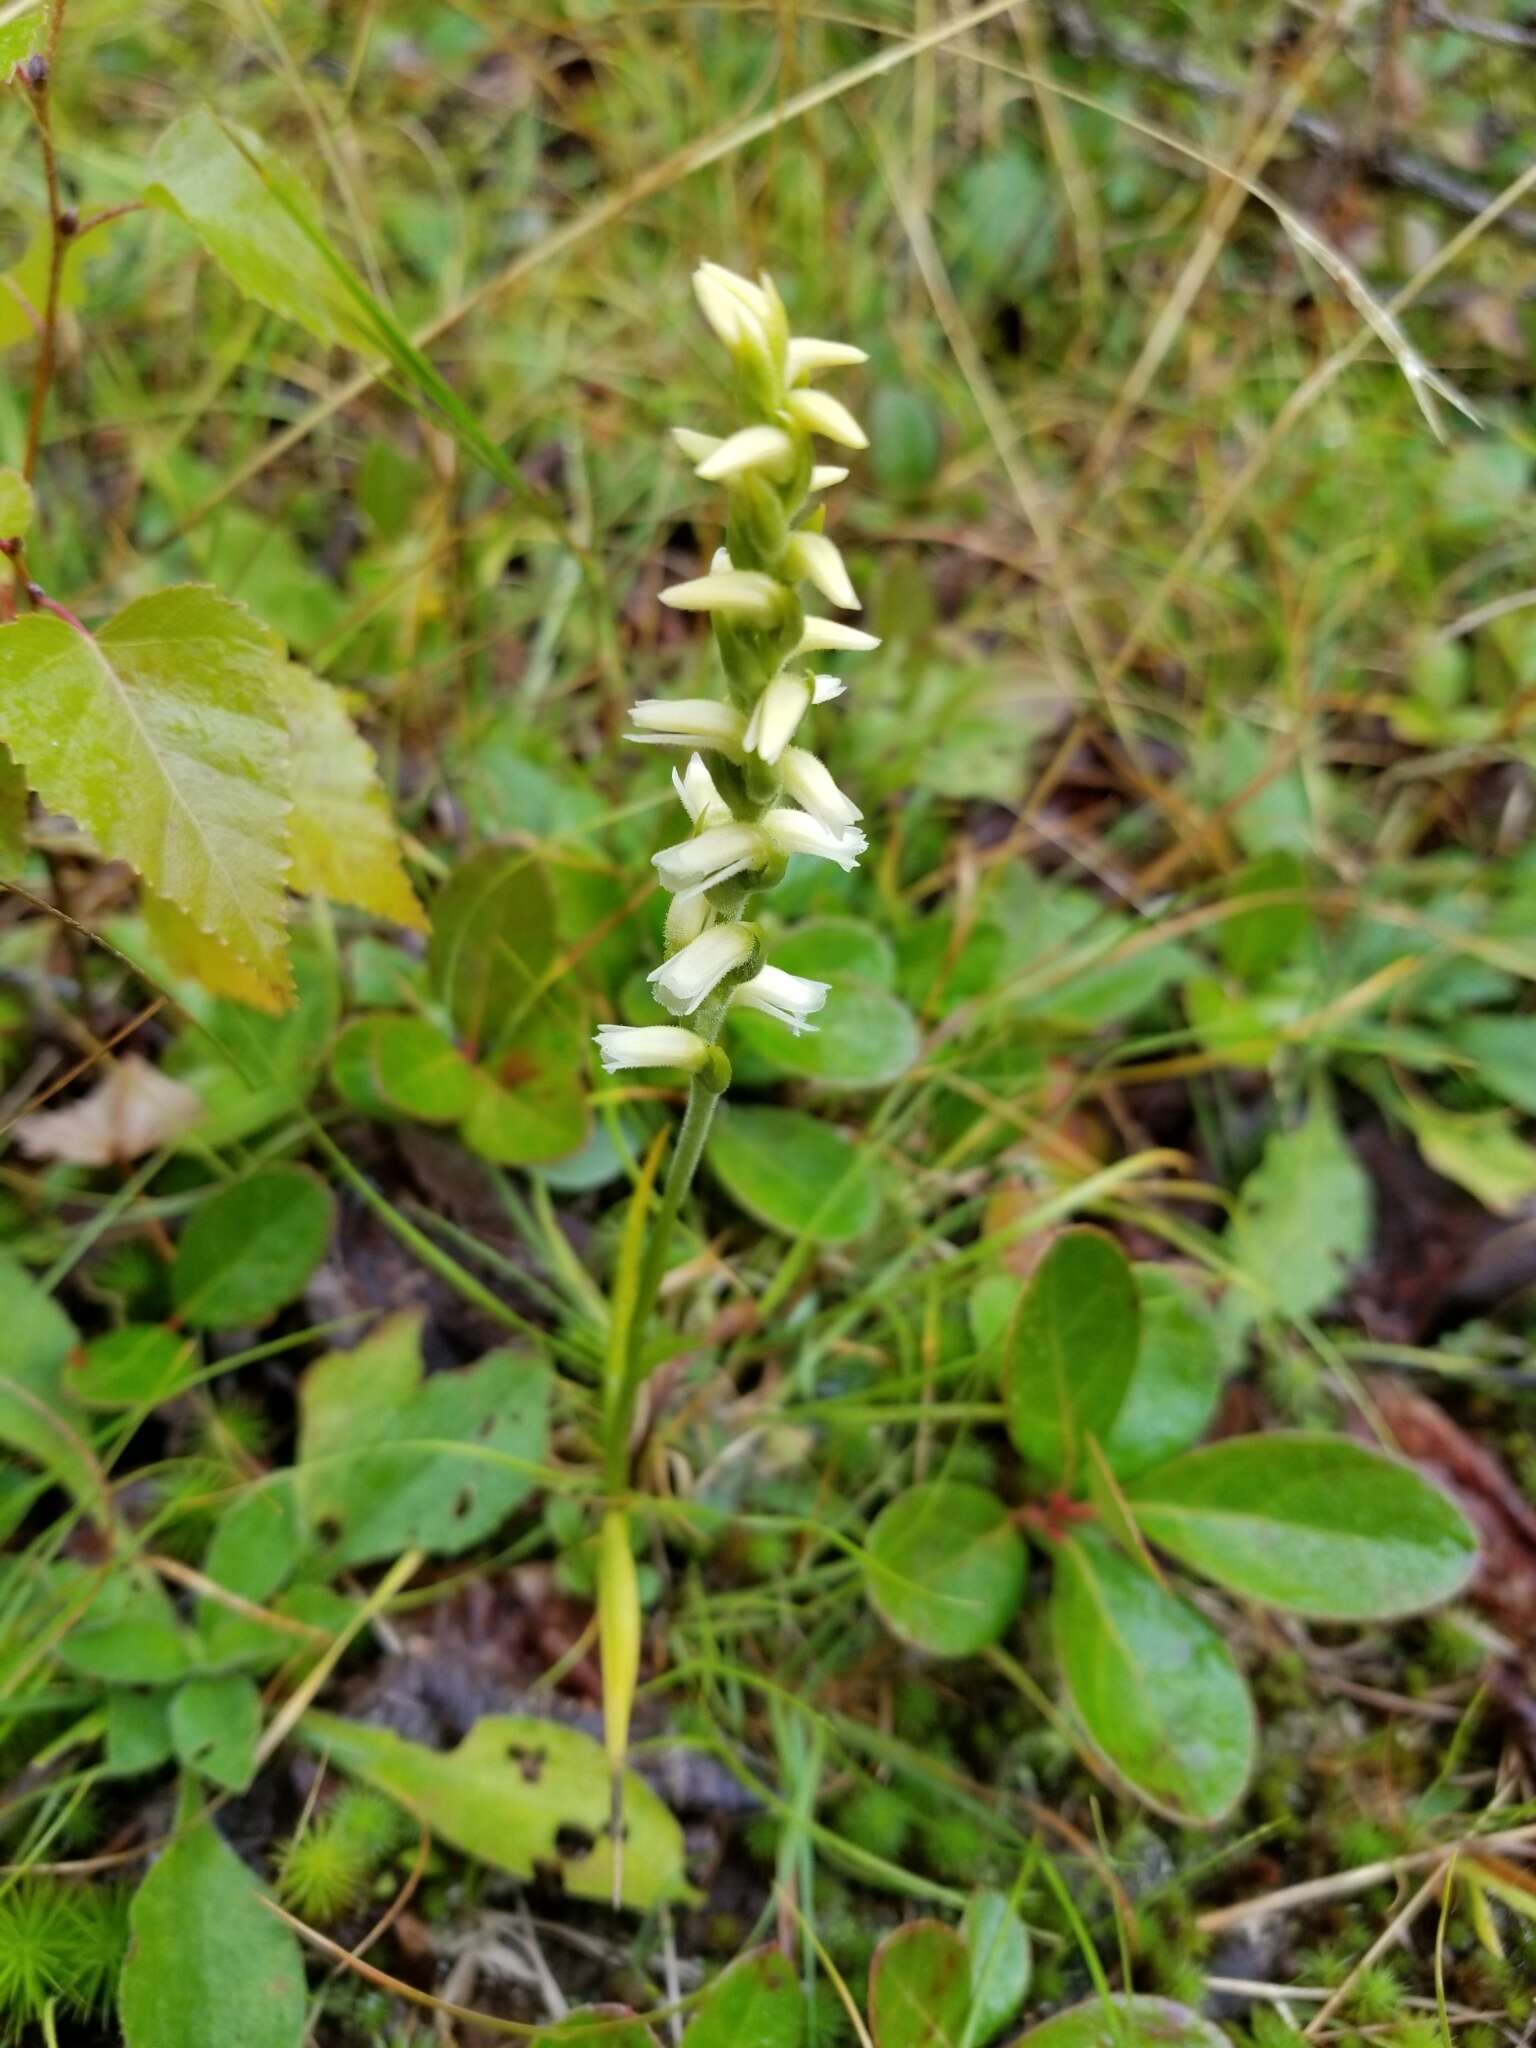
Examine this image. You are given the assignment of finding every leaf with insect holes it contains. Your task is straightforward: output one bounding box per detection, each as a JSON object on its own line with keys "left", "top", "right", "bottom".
{"left": 1012, "top": 1997, "right": 1231, "bottom": 2048}
{"left": 119, "top": 1815, "right": 306, "bottom": 2048}
{"left": 172, "top": 1166, "right": 333, "bottom": 1330}
{"left": 295, "top": 1311, "right": 551, "bottom": 1568}
{"left": 169, "top": 1673, "right": 261, "bottom": 1792}
{"left": 144, "top": 112, "right": 380, "bottom": 355}
{"left": 1004, "top": 1228, "right": 1140, "bottom": 1483}
{"left": 428, "top": 845, "right": 560, "bottom": 1060}
{"left": 865, "top": 1481, "right": 1026, "bottom": 1658}
{"left": 683, "top": 1947, "right": 804, "bottom": 2048}
{"left": 273, "top": 664, "right": 423, "bottom": 929}
{"left": 1052, "top": 1529, "right": 1254, "bottom": 1825}
{"left": 868, "top": 1920, "right": 970, "bottom": 2048}
{"left": 1126, "top": 1433, "right": 1477, "bottom": 1619}
{"left": 0, "top": 587, "right": 295, "bottom": 1001}
{"left": 297, "top": 1708, "right": 693, "bottom": 1910}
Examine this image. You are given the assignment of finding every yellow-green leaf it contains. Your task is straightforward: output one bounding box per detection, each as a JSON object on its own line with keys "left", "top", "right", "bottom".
{"left": 143, "top": 112, "right": 379, "bottom": 356}
{"left": 274, "top": 665, "right": 423, "bottom": 929}
{"left": 0, "top": 586, "right": 294, "bottom": 1001}
{"left": 0, "top": 465, "right": 33, "bottom": 537}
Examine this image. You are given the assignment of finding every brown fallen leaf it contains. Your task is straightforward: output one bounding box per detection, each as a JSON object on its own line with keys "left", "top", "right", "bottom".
{"left": 13, "top": 1054, "right": 202, "bottom": 1166}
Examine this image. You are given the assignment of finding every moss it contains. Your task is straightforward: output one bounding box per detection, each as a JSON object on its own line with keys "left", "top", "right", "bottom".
{"left": 835, "top": 1780, "right": 911, "bottom": 1864}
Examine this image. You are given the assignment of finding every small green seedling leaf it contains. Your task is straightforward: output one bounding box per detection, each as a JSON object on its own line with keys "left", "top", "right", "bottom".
{"left": 172, "top": 1166, "right": 334, "bottom": 1330}
{"left": 105, "top": 1688, "right": 174, "bottom": 1777}
{"left": 1103, "top": 1269, "right": 1227, "bottom": 1480}
{"left": 683, "top": 1946, "right": 803, "bottom": 2047}
{"left": 119, "top": 1814, "right": 307, "bottom": 2048}
{"left": 869, "top": 1919, "right": 969, "bottom": 2048}
{"left": 1127, "top": 1433, "right": 1478, "bottom": 1619}
{"left": 707, "top": 1103, "right": 880, "bottom": 1243}
{"left": 69, "top": 1325, "right": 196, "bottom": 1409}
{"left": 330, "top": 1013, "right": 475, "bottom": 1123}
{"left": 428, "top": 845, "right": 558, "bottom": 1060}
{"left": 1052, "top": 1530, "right": 1254, "bottom": 1825}
{"left": 1004, "top": 1228, "right": 1139, "bottom": 1483}
{"left": 59, "top": 1569, "right": 191, "bottom": 1685}
{"left": 865, "top": 1482, "right": 1025, "bottom": 1658}
{"left": 298, "top": 1709, "right": 693, "bottom": 1911}
{"left": 0, "top": 587, "right": 294, "bottom": 1004}
{"left": 1226, "top": 1090, "right": 1370, "bottom": 1325}
{"left": 296, "top": 1312, "right": 551, "bottom": 1567}
{"left": 1012, "top": 1996, "right": 1230, "bottom": 2048}
{"left": 960, "top": 1888, "right": 1031, "bottom": 2040}
{"left": 170, "top": 1673, "right": 261, "bottom": 1791}
{"left": 0, "top": 464, "right": 33, "bottom": 537}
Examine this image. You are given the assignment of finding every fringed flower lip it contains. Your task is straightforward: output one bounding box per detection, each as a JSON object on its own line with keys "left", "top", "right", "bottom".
{"left": 730, "top": 964, "right": 830, "bottom": 1035}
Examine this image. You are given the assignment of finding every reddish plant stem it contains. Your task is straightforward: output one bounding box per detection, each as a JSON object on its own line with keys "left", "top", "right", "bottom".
{"left": 21, "top": 0, "right": 71, "bottom": 484}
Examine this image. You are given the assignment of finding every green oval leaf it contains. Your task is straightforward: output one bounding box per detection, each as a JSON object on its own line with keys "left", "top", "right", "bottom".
{"left": 172, "top": 1166, "right": 334, "bottom": 1330}
{"left": 865, "top": 1482, "right": 1026, "bottom": 1658}
{"left": 1014, "top": 1996, "right": 1230, "bottom": 2048}
{"left": 69, "top": 1325, "right": 197, "bottom": 1409}
{"left": 684, "top": 1947, "right": 803, "bottom": 2048}
{"left": 706, "top": 1104, "right": 879, "bottom": 1243}
{"left": 460, "top": 1055, "right": 588, "bottom": 1167}
{"left": 1126, "top": 1434, "right": 1478, "bottom": 1619}
{"left": 869, "top": 1920, "right": 969, "bottom": 2048}
{"left": 331, "top": 1013, "right": 474, "bottom": 1123}
{"left": 170, "top": 1673, "right": 261, "bottom": 1792}
{"left": 1103, "top": 1270, "right": 1227, "bottom": 1480}
{"left": 428, "top": 846, "right": 558, "bottom": 1061}
{"left": 1052, "top": 1530, "right": 1255, "bottom": 1824}
{"left": 119, "top": 1815, "right": 307, "bottom": 2048}
{"left": 960, "top": 1889, "right": 1031, "bottom": 2041}
{"left": 1004, "top": 1229, "right": 1140, "bottom": 1482}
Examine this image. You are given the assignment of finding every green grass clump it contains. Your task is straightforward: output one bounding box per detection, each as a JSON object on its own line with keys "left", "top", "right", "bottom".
{"left": 277, "top": 1786, "right": 412, "bottom": 1922}
{"left": 0, "top": 1880, "right": 129, "bottom": 2035}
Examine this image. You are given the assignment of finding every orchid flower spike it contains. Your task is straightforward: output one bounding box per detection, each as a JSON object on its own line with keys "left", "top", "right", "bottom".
{"left": 596, "top": 260, "right": 878, "bottom": 1115}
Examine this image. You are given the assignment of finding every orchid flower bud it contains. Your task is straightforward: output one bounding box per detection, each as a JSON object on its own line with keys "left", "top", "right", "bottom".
{"left": 780, "top": 746, "right": 862, "bottom": 830}
{"left": 786, "top": 337, "right": 869, "bottom": 382}
{"left": 730, "top": 964, "right": 830, "bottom": 1035}
{"left": 786, "top": 388, "right": 868, "bottom": 449}
{"left": 659, "top": 569, "right": 785, "bottom": 622}
{"left": 762, "top": 806, "right": 867, "bottom": 871}
{"left": 647, "top": 921, "right": 757, "bottom": 1016}
{"left": 672, "top": 753, "right": 732, "bottom": 827}
{"left": 628, "top": 699, "right": 746, "bottom": 753}
{"left": 795, "top": 616, "right": 880, "bottom": 655}
{"left": 693, "top": 262, "right": 771, "bottom": 351}
{"left": 695, "top": 425, "right": 795, "bottom": 483}
{"left": 810, "top": 465, "right": 849, "bottom": 491}
{"left": 653, "top": 821, "right": 766, "bottom": 899}
{"left": 785, "top": 531, "right": 859, "bottom": 610}
{"left": 664, "top": 890, "right": 713, "bottom": 952}
{"left": 595, "top": 1023, "right": 712, "bottom": 1074}
{"left": 671, "top": 426, "right": 720, "bottom": 463}
{"left": 743, "top": 674, "right": 812, "bottom": 764}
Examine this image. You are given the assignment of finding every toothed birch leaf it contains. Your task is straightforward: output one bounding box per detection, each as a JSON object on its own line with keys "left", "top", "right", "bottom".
{"left": 273, "top": 665, "right": 423, "bottom": 929}
{"left": 0, "top": 587, "right": 294, "bottom": 1002}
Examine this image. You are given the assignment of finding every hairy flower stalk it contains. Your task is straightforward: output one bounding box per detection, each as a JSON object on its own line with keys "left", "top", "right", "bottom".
{"left": 595, "top": 264, "right": 875, "bottom": 1854}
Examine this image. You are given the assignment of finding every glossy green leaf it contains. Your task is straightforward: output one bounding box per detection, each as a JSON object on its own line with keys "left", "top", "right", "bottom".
{"left": 299, "top": 1709, "right": 693, "bottom": 1910}
{"left": 105, "top": 1688, "right": 174, "bottom": 1777}
{"left": 460, "top": 1050, "right": 589, "bottom": 1167}
{"left": 296, "top": 1312, "right": 550, "bottom": 1567}
{"left": 865, "top": 1482, "right": 1025, "bottom": 1658}
{"left": 1226, "top": 1091, "right": 1371, "bottom": 1324}
{"left": 684, "top": 1947, "right": 803, "bottom": 2048}
{"left": 170, "top": 1673, "right": 261, "bottom": 1791}
{"left": 707, "top": 1104, "right": 879, "bottom": 1243}
{"left": 1013, "top": 1996, "right": 1230, "bottom": 2048}
{"left": 1052, "top": 1530, "right": 1254, "bottom": 1824}
{"left": 119, "top": 1815, "right": 307, "bottom": 2048}
{"left": 1127, "top": 1434, "right": 1478, "bottom": 1619}
{"left": 1103, "top": 1271, "right": 1227, "bottom": 1480}
{"left": 144, "top": 112, "right": 377, "bottom": 355}
{"left": 330, "top": 1013, "right": 475, "bottom": 1123}
{"left": 0, "top": 587, "right": 294, "bottom": 1002}
{"left": 428, "top": 846, "right": 558, "bottom": 1060}
{"left": 69, "top": 1325, "right": 196, "bottom": 1410}
{"left": 868, "top": 1919, "right": 969, "bottom": 2048}
{"left": 731, "top": 976, "right": 919, "bottom": 1090}
{"left": 0, "top": 464, "right": 33, "bottom": 536}
{"left": 1004, "top": 1229, "right": 1140, "bottom": 1482}
{"left": 275, "top": 665, "right": 423, "bottom": 929}
{"left": 960, "top": 1889, "right": 1031, "bottom": 2040}
{"left": 172, "top": 1167, "right": 333, "bottom": 1330}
